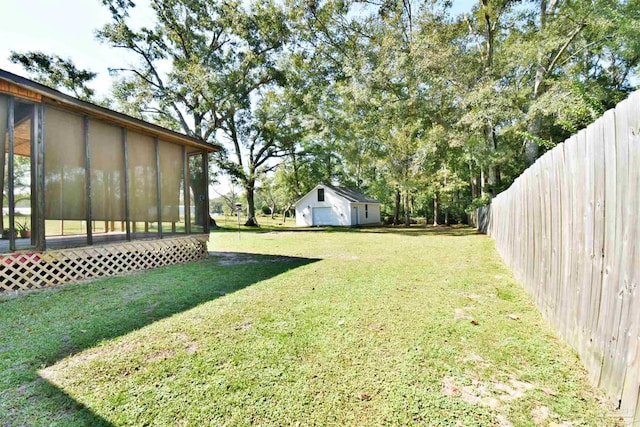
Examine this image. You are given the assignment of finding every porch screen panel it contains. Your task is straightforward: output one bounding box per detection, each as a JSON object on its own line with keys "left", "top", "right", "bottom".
{"left": 127, "top": 131, "right": 157, "bottom": 222}
{"left": 0, "top": 95, "right": 7, "bottom": 219}
{"left": 188, "top": 153, "right": 206, "bottom": 231}
{"left": 44, "top": 106, "right": 86, "bottom": 220}
{"left": 158, "top": 140, "right": 182, "bottom": 222}
{"left": 89, "top": 119, "right": 125, "bottom": 221}
{"left": 0, "top": 94, "right": 7, "bottom": 142}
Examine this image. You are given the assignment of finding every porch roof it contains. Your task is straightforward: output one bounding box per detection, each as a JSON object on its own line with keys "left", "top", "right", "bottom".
{"left": 0, "top": 69, "right": 219, "bottom": 152}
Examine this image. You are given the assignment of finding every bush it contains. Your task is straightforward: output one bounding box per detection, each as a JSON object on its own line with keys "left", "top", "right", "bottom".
{"left": 465, "top": 195, "right": 491, "bottom": 213}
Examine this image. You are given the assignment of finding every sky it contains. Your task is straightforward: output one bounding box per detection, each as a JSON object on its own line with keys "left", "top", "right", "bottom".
{"left": 0, "top": 0, "right": 154, "bottom": 98}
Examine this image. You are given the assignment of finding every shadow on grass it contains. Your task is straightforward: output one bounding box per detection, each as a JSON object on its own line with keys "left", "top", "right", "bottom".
{"left": 358, "top": 225, "right": 482, "bottom": 237}
{"left": 213, "top": 223, "right": 481, "bottom": 238}
{"left": 0, "top": 253, "right": 319, "bottom": 426}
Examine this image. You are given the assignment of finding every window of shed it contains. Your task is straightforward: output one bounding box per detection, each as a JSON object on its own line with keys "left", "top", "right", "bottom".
{"left": 317, "top": 188, "right": 324, "bottom": 202}
{"left": 365, "top": 204, "right": 368, "bottom": 218}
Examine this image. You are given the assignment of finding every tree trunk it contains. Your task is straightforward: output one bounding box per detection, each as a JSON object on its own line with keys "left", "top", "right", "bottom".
{"left": 244, "top": 181, "right": 259, "bottom": 227}
{"left": 291, "top": 149, "right": 301, "bottom": 197}
{"left": 444, "top": 208, "right": 449, "bottom": 226}
{"left": 486, "top": 125, "right": 500, "bottom": 196}
{"left": 433, "top": 193, "right": 439, "bottom": 226}
{"left": 469, "top": 161, "right": 478, "bottom": 199}
{"left": 525, "top": 0, "right": 548, "bottom": 165}
{"left": 404, "top": 189, "right": 410, "bottom": 227}
{"left": 282, "top": 202, "right": 292, "bottom": 223}
{"left": 393, "top": 187, "right": 401, "bottom": 225}
{"left": 189, "top": 169, "right": 206, "bottom": 227}
{"left": 270, "top": 205, "right": 275, "bottom": 220}
{"left": 209, "top": 216, "right": 220, "bottom": 229}
{"left": 525, "top": 62, "right": 545, "bottom": 165}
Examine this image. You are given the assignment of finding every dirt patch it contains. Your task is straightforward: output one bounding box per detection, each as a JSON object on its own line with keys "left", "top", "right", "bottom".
{"left": 210, "top": 252, "right": 296, "bottom": 266}
{"left": 495, "top": 378, "right": 535, "bottom": 401}
{"left": 532, "top": 406, "right": 551, "bottom": 424}
{"left": 463, "top": 353, "right": 491, "bottom": 369}
{"left": 145, "top": 349, "right": 177, "bottom": 362}
{"left": 454, "top": 307, "right": 475, "bottom": 320}
{"left": 442, "top": 375, "right": 538, "bottom": 424}
{"left": 441, "top": 374, "right": 581, "bottom": 425}
{"left": 235, "top": 322, "right": 253, "bottom": 331}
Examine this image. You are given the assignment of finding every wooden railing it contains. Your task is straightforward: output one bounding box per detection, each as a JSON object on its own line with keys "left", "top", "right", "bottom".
{"left": 474, "top": 90, "right": 639, "bottom": 423}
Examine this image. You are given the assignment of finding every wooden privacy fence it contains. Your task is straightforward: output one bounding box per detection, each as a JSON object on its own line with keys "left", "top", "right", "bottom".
{"left": 475, "top": 91, "right": 639, "bottom": 423}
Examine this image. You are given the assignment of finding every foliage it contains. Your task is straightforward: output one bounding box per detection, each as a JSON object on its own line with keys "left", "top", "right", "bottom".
{"left": 8, "top": 0, "right": 640, "bottom": 223}
{"left": 97, "top": 0, "right": 291, "bottom": 226}
{"left": 9, "top": 51, "right": 97, "bottom": 100}
{"left": 276, "top": 0, "right": 639, "bottom": 217}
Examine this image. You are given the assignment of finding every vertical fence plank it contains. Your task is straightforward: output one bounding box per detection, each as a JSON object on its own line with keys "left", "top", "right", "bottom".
{"left": 557, "top": 144, "right": 571, "bottom": 340}
{"left": 585, "top": 117, "right": 607, "bottom": 386}
{"left": 618, "top": 91, "right": 640, "bottom": 421}
{"left": 541, "top": 151, "right": 554, "bottom": 318}
{"left": 597, "top": 109, "right": 619, "bottom": 396}
{"left": 549, "top": 146, "right": 563, "bottom": 327}
{"left": 576, "top": 128, "right": 592, "bottom": 362}
{"left": 565, "top": 134, "right": 580, "bottom": 347}
{"left": 600, "top": 97, "right": 632, "bottom": 407}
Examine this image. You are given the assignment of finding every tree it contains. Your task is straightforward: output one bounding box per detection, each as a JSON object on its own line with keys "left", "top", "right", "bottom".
{"left": 9, "top": 51, "right": 97, "bottom": 100}
{"left": 213, "top": 184, "right": 242, "bottom": 217}
{"left": 98, "top": 0, "right": 290, "bottom": 226}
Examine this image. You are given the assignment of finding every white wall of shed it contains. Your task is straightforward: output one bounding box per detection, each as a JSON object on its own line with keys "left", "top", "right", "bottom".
{"left": 350, "top": 203, "right": 381, "bottom": 225}
{"left": 295, "top": 186, "right": 351, "bottom": 226}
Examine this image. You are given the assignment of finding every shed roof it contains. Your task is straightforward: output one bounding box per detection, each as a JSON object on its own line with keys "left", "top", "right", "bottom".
{"left": 322, "top": 183, "right": 380, "bottom": 204}
{"left": 0, "top": 68, "right": 219, "bottom": 152}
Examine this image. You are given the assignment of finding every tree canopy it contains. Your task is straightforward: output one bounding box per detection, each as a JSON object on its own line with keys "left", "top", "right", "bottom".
{"left": 10, "top": 0, "right": 640, "bottom": 225}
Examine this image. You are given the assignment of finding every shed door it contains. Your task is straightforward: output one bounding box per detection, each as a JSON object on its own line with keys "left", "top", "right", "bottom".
{"left": 312, "top": 207, "right": 333, "bottom": 225}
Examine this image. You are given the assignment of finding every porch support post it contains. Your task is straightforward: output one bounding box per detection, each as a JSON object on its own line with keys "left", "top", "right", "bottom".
{"left": 35, "top": 103, "right": 45, "bottom": 251}
{"left": 7, "top": 97, "right": 15, "bottom": 251}
{"left": 29, "top": 102, "right": 36, "bottom": 246}
{"left": 84, "top": 116, "right": 92, "bottom": 245}
{"left": 203, "top": 152, "right": 210, "bottom": 234}
{"left": 155, "top": 137, "right": 162, "bottom": 239}
{"left": 184, "top": 147, "right": 191, "bottom": 234}
{"left": 123, "top": 128, "right": 131, "bottom": 241}
{"left": 0, "top": 97, "right": 6, "bottom": 236}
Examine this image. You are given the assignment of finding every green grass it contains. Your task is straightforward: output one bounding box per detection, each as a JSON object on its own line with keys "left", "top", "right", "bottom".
{"left": 0, "top": 225, "right": 620, "bottom": 426}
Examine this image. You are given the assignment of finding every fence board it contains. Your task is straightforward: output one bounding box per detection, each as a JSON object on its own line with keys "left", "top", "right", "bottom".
{"left": 577, "top": 128, "right": 593, "bottom": 363}
{"left": 555, "top": 144, "right": 571, "bottom": 338}
{"left": 479, "top": 90, "right": 639, "bottom": 424}
{"left": 597, "top": 109, "right": 620, "bottom": 394}
{"left": 566, "top": 134, "right": 581, "bottom": 347}
{"left": 586, "top": 118, "right": 607, "bottom": 386}
{"left": 618, "top": 91, "right": 640, "bottom": 421}
{"left": 600, "top": 96, "right": 632, "bottom": 406}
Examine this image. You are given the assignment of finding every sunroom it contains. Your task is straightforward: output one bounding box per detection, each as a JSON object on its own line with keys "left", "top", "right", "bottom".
{"left": 0, "top": 69, "right": 218, "bottom": 292}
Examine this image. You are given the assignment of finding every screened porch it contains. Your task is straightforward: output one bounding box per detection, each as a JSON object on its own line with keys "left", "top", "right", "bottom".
{"left": 0, "top": 70, "right": 216, "bottom": 255}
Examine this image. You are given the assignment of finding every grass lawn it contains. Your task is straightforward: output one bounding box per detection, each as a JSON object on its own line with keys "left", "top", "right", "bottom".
{"left": 0, "top": 224, "right": 620, "bottom": 426}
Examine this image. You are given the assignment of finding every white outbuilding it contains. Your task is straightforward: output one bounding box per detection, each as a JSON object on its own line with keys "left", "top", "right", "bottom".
{"left": 295, "top": 184, "right": 381, "bottom": 227}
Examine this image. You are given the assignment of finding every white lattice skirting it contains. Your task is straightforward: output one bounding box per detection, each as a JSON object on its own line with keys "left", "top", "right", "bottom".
{"left": 0, "top": 235, "right": 209, "bottom": 293}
